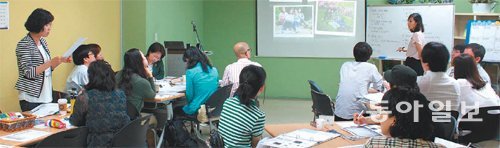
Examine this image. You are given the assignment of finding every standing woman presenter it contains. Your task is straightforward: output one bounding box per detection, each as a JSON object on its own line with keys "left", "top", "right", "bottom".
{"left": 15, "top": 8, "right": 71, "bottom": 111}
{"left": 398, "top": 13, "right": 425, "bottom": 76}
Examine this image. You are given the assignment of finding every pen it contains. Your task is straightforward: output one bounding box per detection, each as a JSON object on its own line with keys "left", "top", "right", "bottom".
{"left": 466, "top": 142, "right": 471, "bottom": 148}
{"left": 358, "top": 110, "right": 364, "bottom": 119}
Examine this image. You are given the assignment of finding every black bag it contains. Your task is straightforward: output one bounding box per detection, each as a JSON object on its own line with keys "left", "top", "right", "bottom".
{"left": 208, "top": 129, "right": 224, "bottom": 148}
{"left": 164, "top": 119, "right": 206, "bottom": 147}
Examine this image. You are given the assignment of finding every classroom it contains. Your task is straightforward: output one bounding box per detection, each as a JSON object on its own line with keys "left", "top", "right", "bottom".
{"left": 0, "top": 0, "right": 499, "bottom": 147}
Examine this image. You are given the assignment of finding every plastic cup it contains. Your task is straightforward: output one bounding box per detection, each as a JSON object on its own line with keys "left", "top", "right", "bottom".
{"left": 58, "top": 99, "right": 68, "bottom": 115}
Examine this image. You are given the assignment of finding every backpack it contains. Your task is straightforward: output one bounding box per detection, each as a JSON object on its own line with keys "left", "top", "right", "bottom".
{"left": 208, "top": 128, "right": 224, "bottom": 148}
{"left": 164, "top": 119, "right": 206, "bottom": 147}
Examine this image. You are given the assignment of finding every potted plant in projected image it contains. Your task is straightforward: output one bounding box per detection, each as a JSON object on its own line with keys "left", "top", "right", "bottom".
{"left": 470, "top": 0, "right": 497, "bottom": 13}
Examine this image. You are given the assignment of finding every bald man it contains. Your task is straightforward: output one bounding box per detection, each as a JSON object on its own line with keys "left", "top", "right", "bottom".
{"left": 221, "top": 42, "right": 262, "bottom": 97}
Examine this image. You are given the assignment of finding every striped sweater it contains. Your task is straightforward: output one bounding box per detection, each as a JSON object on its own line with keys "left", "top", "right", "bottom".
{"left": 15, "top": 34, "right": 51, "bottom": 98}
{"left": 218, "top": 97, "right": 265, "bottom": 147}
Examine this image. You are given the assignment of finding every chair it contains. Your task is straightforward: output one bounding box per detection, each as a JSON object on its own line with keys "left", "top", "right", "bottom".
{"left": 51, "top": 90, "right": 69, "bottom": 103}
{"left": 126, "top": 101, "right": 140, "bottom": 120}
{"left": 111, "top": 115, "right": 151, "bottom": 147}
{"left": 433, "top": 115, "right": 458, "bottom": 142}
{"left": 204, "top": 84, "right": 233, "bottom": 127}
{"left": 36, "top": 126, "right": 88, "bottom": 147}
{"left": 311, "top": 90, "right": 334, "bottom": 117}
{"left": 458, "top": 106, "right": 500, "bottom": 143}
{"left": 308, "top": 80, "right": 323, "bottom": 93}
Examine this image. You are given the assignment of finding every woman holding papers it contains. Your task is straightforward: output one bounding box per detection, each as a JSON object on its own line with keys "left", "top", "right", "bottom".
{"left": 397, "top": 13, "right": 426, "bottom": 76}
{"left": 219, "top": 65, "right": 267, "bottom": 147}
{"left": 15, "top": 8, "right": 71, "bottom": 111}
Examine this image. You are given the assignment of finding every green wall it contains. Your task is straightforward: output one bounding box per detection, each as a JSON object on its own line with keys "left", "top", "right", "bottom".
{"left": 123, "top": 0, "right": 499, "bottom": 99}
{"left": 123, "top": 0, "right": 204, "bottom": 53}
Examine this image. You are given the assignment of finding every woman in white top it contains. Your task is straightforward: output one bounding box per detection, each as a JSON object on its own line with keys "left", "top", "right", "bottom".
{"left": 453, "top": 54, "right": 500, "bottom": 119}
{"left": 15, "top": 8, "right": 70, "bottom": 111}
{"left": 398, "top": 13, "right": 425, "bottom": 76}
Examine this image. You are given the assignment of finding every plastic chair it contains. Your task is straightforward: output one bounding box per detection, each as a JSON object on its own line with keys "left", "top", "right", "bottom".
{"left": 458, "top": 106, "right": 500, "bottom": 143}
{"left": 311, "top": 89, "right": 334, "bottom": 117}
{"left": 205, "top": 84, "right": 233, "bottom": 128}
{"left": 433, "top": 115, "right": 458, "bottom": 142}
{"left": 111, "top": 115, "right": 151, "bottom": 147}
{"left": 36, "top": 126, "right": 88, "bottom": 147}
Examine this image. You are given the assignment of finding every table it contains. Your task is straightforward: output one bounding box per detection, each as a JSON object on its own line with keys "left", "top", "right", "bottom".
{"left": 264, "top": 123, "right": 368, "bottom": 147}
{"left": 0, "top": 114, "right": 71, "bottom": 147}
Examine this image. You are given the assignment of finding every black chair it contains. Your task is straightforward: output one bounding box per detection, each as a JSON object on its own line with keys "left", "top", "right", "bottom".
{"left": 311, "top": 90, "right": 334, "bottom": 117}
{"left": 458, "top": 106, "right": 500, "bottom": 143}
{"left": 51, "top": 90, "right": 69, "bottom": 103}
{"left": 36, "top": 126, "right": 88, "bottom": 147}
{"left": 126, "top": 101, "right": 140, "bottom": 121}
{"left": 111, "top": 115, "right": 151, "bottom": 147}
{"left": 433, "top": 115, "right": 458, "bottom": 142}
{"left": 205, "top": 84, "right": 233, "bottom": 128}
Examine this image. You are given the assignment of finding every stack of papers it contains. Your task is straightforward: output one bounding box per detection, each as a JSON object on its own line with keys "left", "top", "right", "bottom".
{"left": 263, "top": 129, "right": 340, "bottom": 147}
{"left": 30, "top": 103, "right": 59, "bottom": 118}
{"left": 0, "top": 129, "right": 50, "bottom": 142}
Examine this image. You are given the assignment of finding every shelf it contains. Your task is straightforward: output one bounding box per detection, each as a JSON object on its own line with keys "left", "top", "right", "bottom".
{"left": 454, "top": 36, "right": 466, "bottom": 40}
{"left": 455, "top": 13, "right": 500, "bottom": 16}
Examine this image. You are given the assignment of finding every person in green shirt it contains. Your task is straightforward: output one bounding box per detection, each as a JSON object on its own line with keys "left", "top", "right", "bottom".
{"left": 116, "top": 48, "right": 156, "bottom": 112}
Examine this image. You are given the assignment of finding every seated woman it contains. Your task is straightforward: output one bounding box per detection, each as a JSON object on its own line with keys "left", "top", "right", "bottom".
{"left": 70, "top": 60, "right": 130, "bottom": 147}
{"left": 146, "top": 42, "right": 166, "bottom": 80}
{"left": 355, "top": 87, "right": 444, "bottom": 147}
{"left": 453, "top": 54, "right": 499, "bottom": 118}
{"left": 174, "top": 46, "right": 218, "bottom": 117}
{"left": 219, "top": 65, "right": 267, "bottom": 147}
{"left": 116, "top": 48, "right": 156, "bottom": 112}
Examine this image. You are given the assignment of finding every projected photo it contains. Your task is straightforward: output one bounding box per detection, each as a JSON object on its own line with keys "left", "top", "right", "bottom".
{"left": 315, "top": 0, "right": 356, "bottom": 36}
{"left": 273, "top": 5, "right": 314, "bottom": 38}
{"left": 269, "top": 0, "right": 302, "bottom": 2}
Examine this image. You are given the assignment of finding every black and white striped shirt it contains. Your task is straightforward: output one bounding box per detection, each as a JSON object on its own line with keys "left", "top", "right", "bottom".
{"left": 15, "top": 34, "right": 51, "bottom": 99}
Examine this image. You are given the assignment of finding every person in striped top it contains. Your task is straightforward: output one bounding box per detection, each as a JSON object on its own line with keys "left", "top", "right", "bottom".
{"left": 221, "top": 42, "right": 262, "bottom": 97}
{"left": 219, "top": 65, "right": 266, "bottom": 147}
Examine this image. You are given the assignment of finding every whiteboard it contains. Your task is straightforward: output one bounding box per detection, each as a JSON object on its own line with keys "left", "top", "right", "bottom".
{"left": 466, "top": 20, "right": 500, "bottom": 62}
{"left": 366, "top": 5, "right": 454, "bottom": 60}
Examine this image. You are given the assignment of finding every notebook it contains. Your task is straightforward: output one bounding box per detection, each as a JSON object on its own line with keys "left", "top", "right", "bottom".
{"left": 263, "top": 128, "right": 340, "bottom": 148}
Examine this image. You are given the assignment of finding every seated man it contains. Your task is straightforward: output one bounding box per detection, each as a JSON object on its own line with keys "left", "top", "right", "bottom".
{"left": 65, "top": 44, "right": 96, "bottom": 94}
{"left": 221, "top": 42, "right": 262, "bottom": 97}
{"left": 334, "top": 42, "right": 383, "bottom": 121}
{"left": 445, "top": 44, "right": 466, "bottom": 77}
{"left": 418, "top": 42, "right": 460, "bottom": 112}
{"left": 463, "top": 43, "right": 491, "bottom": 87}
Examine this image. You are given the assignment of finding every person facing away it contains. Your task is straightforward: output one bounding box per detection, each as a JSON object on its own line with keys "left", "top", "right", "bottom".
{"left": 174, "top": 46, "right": 218, "bottom": 117}
{"left": 462, "top": 43, "right": 491, "bottom": 87}
{"left": 65, "top": 44, "right": 96, "bottom": 94}
{"left": 453, "top": 54, "right": 499, "bottom": 119}
{"left": 16, "top": 8, "right": 71, "bottom": 111}
{"left": 362, "top": 87, "right": 445, "bottom": 148}
{"left": 221, "top": 42, "right": 262, "bottom": 97}
{"left": 70, "top": 60, "right": 130, "bottom": 147}
{"left": 116, "top": 48, "right": 156, "bottom": 112}
{"left": 418, "top": 42, "right": 460, "bottom": 112}
{"left": 334, "top": 42, "right": 384, "bottom": 121}
{"left": 219, "top": 65, "right": 267, "bottom": 148}
{"left": 446, "top": 44, "right": 466, "bottom": 77}
{"left": 146, "top": 42, "right": 166, "bottom": 80}
{"left": 88, "top": 43, "right": 104, "bottom": 60}
{"left": 398, "top": 13, "right": 426, "bottom": 76}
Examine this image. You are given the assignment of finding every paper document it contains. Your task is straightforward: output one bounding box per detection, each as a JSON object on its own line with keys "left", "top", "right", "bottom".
{"left": 30, "top": 103, "right": 59, "bottom": 117}
{"left": 0, "top": 129, "right": 50, "bottom": 142}
{"left": 263, "top": 128, "right": 340, "bottom": 148}
{"left": 363, "top": 92, "right": 384, "bottom": 103}
{"left": 434, "top": 137, "right": 466, "bottom": 148}
{"left": 63, "top": 37, "right": 87, "bottom": 58}
{"left": 0, "top": 144, "right": 13, "bottom": 148}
